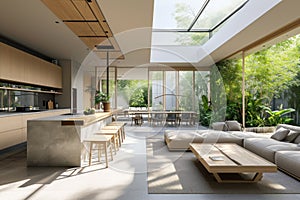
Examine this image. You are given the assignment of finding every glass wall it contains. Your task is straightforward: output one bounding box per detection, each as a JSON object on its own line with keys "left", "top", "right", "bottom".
{"left": 179, "top": 71, "right": 193, "bottom": 111}
{"left": 149, "top": 69, "right": 210, "bottom": 111}
{"left": 165, "top": 71, "right": 177, "bottom": 110}
{"left": 150, "top": 71, "right": 163, "bottom": 110}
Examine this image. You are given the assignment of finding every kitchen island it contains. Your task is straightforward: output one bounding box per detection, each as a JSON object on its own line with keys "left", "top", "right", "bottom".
{"left": 0, "top": 109, "right": 70, "bottom": 151}
{"left": 27, "top": 111, "right": 116, "bottom": 167}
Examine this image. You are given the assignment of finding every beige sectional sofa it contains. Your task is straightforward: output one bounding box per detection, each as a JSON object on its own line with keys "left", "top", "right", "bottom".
{"left": 164, "top": 122, "right": 300, "bottom": 180}
{"left": 243, "top": 124, "right": 300, "bottom": 180}
{"left": 164, "top": 120, "right": 269, "bottom": 151}
{"left": 164, "top": 130, "right": 243, "bottom": 151}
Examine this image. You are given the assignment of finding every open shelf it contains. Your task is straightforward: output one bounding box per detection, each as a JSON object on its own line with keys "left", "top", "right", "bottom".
{"left": 0, "top": 87, "right": 62, "bottom": 95}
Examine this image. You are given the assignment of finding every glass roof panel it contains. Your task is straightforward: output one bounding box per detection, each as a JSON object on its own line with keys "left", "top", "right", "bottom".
{"left": 152, "top": 0, "right": 249, "bottom": 51}
{"left": 152, "top": 32, "right": 209, "bottom": 46}
{"left": 153, "top": 0, "right": 206, "bottom": 30}
{"left": 192, "top": 0, "right": 248, "bottom": 30}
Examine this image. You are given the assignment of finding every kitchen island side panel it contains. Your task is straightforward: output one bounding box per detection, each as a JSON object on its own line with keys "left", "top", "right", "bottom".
{"left": 27, "top": 114, "right": 112, "bottom": 167}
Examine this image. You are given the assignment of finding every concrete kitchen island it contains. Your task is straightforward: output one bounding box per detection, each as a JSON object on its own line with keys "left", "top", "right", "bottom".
{"left": 27, "top": 111, "right": 115, "bottom": 167}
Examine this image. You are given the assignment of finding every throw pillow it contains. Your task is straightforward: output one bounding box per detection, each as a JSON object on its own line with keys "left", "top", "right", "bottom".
{"left": 211, "top": 122, "right": 226, "bottom": 131}
{"left": 225, "top": 120, "right": 242, "bottom": 131}
{"left": 284, "top": 131, "right": 300, "bottom": 142}
{"left": 294, "top": 134, "right": 300, "bottom": 144}
{"left": 271, "top": 127, "right": 290, "bottom": 141}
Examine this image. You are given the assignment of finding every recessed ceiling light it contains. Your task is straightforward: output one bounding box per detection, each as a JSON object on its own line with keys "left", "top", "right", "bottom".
{"left": 95, "top": 45, "right": 114, "bottom": 50}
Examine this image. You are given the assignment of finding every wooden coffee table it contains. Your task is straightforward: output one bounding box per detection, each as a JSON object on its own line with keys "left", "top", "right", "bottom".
{"left": 190, "top": 143, "right": 277, "bottom": 183}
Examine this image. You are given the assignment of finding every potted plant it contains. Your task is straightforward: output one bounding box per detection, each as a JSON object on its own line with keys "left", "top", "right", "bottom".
{"left": 95, "top": 90, "right": 111, "bottom": 112}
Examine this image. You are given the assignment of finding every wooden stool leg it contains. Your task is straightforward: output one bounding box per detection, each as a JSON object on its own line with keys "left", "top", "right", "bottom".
{"left": 116, "top": 134, "right": 120, "bottom": 148}
{"left": 112, "top": 138, "right": 117, "bottom": 155}
{"left": 89, "top": 142, "right": 93, "bottom": 166}
{"left": 98, "top": 144, "right": 102, "bottom": 162}
{"left": 104, "top": 142, "right": 108, "bottom": 168}
{"left": 109, "top": 141, "right": 113, "bottom": 161}
{"left": 122, "top": 126, "right": 125, "bottom": 140}
{"left": 118, "top": 129, "right": 122, "bottom": 145}
{"left": 113, "top": 135, "right": 119, "bottom": 151}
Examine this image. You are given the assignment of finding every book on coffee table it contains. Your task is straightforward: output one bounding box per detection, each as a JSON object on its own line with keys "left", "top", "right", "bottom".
{"left": 209, "top": 156, "right": 224, "bottom": 161}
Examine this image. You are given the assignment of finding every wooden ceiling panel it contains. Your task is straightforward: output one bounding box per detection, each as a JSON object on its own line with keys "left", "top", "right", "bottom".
{"left": 72, "top": 0, "right": 96, "bottom": 21}
{"left": 88, "top": 0, "right": 105, "bottom": 21}
{"left": 88, "top": 22, "right": 106, "bottom": 36}
{"left": 80, "top": 37, "right": 107, "bottom": 49}
{"left": 41, "top": 0, "right": 83, "bottom": 20}
{"left": 42, "top": 0, "right": 123, "bottom": 57}
{"left": 95, "top": 51, "right": 125, "bottom": 60}
{"left": 99, "top": 22, "right": 113, "bottom": 37}
{"left": 64, "top": 22, "right": 95, "bottom": 36}
{"left": 88, "top": 0, "right": 112, "bottom": 37}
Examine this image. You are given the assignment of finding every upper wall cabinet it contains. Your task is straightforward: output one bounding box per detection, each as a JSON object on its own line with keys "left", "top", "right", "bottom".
{"left": 0, "top": 42, "right": 62, "bottom": 89}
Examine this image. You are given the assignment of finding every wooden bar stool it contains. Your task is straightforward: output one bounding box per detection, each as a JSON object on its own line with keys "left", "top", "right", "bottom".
{"left": 83, "top": 135, "right": 113, "bottom": 168}
{"left": 95, "top": 129, "right": 120, "bottom": 153}
{"left": 108, "top": 122, "right": 126, "bottom": 141}
{"left": 101, "top": 125, "right": 123, "bottom": 146}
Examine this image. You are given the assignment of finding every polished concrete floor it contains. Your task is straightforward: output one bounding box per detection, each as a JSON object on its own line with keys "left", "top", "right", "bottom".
{"left": 0, "top": 123, "right": 299, "bottom": 200}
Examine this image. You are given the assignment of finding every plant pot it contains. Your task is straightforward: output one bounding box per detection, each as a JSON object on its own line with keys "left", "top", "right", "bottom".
{"left": 102, "top": 102, "right": 110, "bottom": 112}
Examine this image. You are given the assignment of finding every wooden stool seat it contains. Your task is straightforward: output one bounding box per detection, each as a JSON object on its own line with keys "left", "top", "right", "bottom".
{"left": 96, "top": 129, "right": 120, "bottom": 152}
{"left": 108, "top": 122, "right": 126, "bottom": 141}
{"left": 84, "top": 135, "right": 113, "bottom": 168}
{"left": 101, "top": 125, "right": 123, "bottom": 145}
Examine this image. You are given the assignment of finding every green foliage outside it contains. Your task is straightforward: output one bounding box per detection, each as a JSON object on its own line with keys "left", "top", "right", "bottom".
{"left": 173, "top": 4, "right": 208, "bottom": 45}
{"left": 117, "top": 80, "right": 148, "bottom": 107}
{"left": 215, "top": 34, "right": 300, "bottom": 127}
{"left": 129, "top": 86, "right": 148, "bottom": 107}
{"left": 198, "top": 95, "right": 212, "bottom": 126}
{"left": 262, "top": 106, "right": 295, "bottom": 126}
{"left": 172, "top": 2, "right": 300, "bottom": 126}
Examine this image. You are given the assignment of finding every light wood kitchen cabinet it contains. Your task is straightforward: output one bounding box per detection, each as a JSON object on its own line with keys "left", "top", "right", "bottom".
{"left": 0, "top": 109, "right": 70, "bottom": 150}
{"left": 0, "top": 115, "right": 24, "bottom": 150}
{"left": 0, "top": 42, "right": 62, "bottom": 89}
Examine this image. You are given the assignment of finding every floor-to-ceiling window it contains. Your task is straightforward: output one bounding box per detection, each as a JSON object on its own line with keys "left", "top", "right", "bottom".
{"left": 149, "top": 68, "right": 210, "bottom": 112}
{"left": 179, "top": 71, "right": 193, "bottom": 111}
{"left": 150, "top": 71, "right": 164, "bottom": 110}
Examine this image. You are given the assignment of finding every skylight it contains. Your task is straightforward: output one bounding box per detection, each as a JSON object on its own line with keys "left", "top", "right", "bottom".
{"left": 152, "top": 0, "right": 249, "bottom": 46}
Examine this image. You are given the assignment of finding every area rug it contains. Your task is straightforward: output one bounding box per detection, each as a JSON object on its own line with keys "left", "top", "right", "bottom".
{"left": 146, "top": 137, "right": 300, "bottom": 194}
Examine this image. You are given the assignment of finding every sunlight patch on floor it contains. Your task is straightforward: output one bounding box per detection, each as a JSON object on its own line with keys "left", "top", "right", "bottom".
{"left": 148, "top": 163, "right": 183, "bottom": 191}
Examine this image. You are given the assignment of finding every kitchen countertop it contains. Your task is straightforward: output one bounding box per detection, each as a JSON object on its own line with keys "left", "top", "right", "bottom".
{"left": 28, "top": 109, "right": 120, "bottom": 126}
{"left": 0, "top": 109, "right": 71, "bottom": 118}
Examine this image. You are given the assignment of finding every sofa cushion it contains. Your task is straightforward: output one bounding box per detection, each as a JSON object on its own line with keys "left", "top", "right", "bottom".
{"left": 271, "top": 127, "right": 290, "bottom": 141}
{"left": 284, "top": 130, "right": 300, "bottom": 142}
{"left": 225, "top": 120, "right": 242, "bottom": 131}
{"left": 196, "top": 130, "right": 243, "bottom": 146}
{"left": 211, "top": 122, "right": 226, "bottom": 131}
{"left": 294, "top": 135, "right": 300, "bottom": 144}
{"left": 275, "top": 151, "right": 300, "bottom": 180}
{"left": 164, "top": 130, "right": 243, "bottom": 150}
{"left": 164, "top": 130, "right": 204, "bottom": 150}
{"left": 244, "top": 138, "right": 299, "bottom": 162}
{"left": 277, "top": 124, "right": 300, "bottom": 132}
{"left": 229, "top": 131, "right": 272, "bottom": 139}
